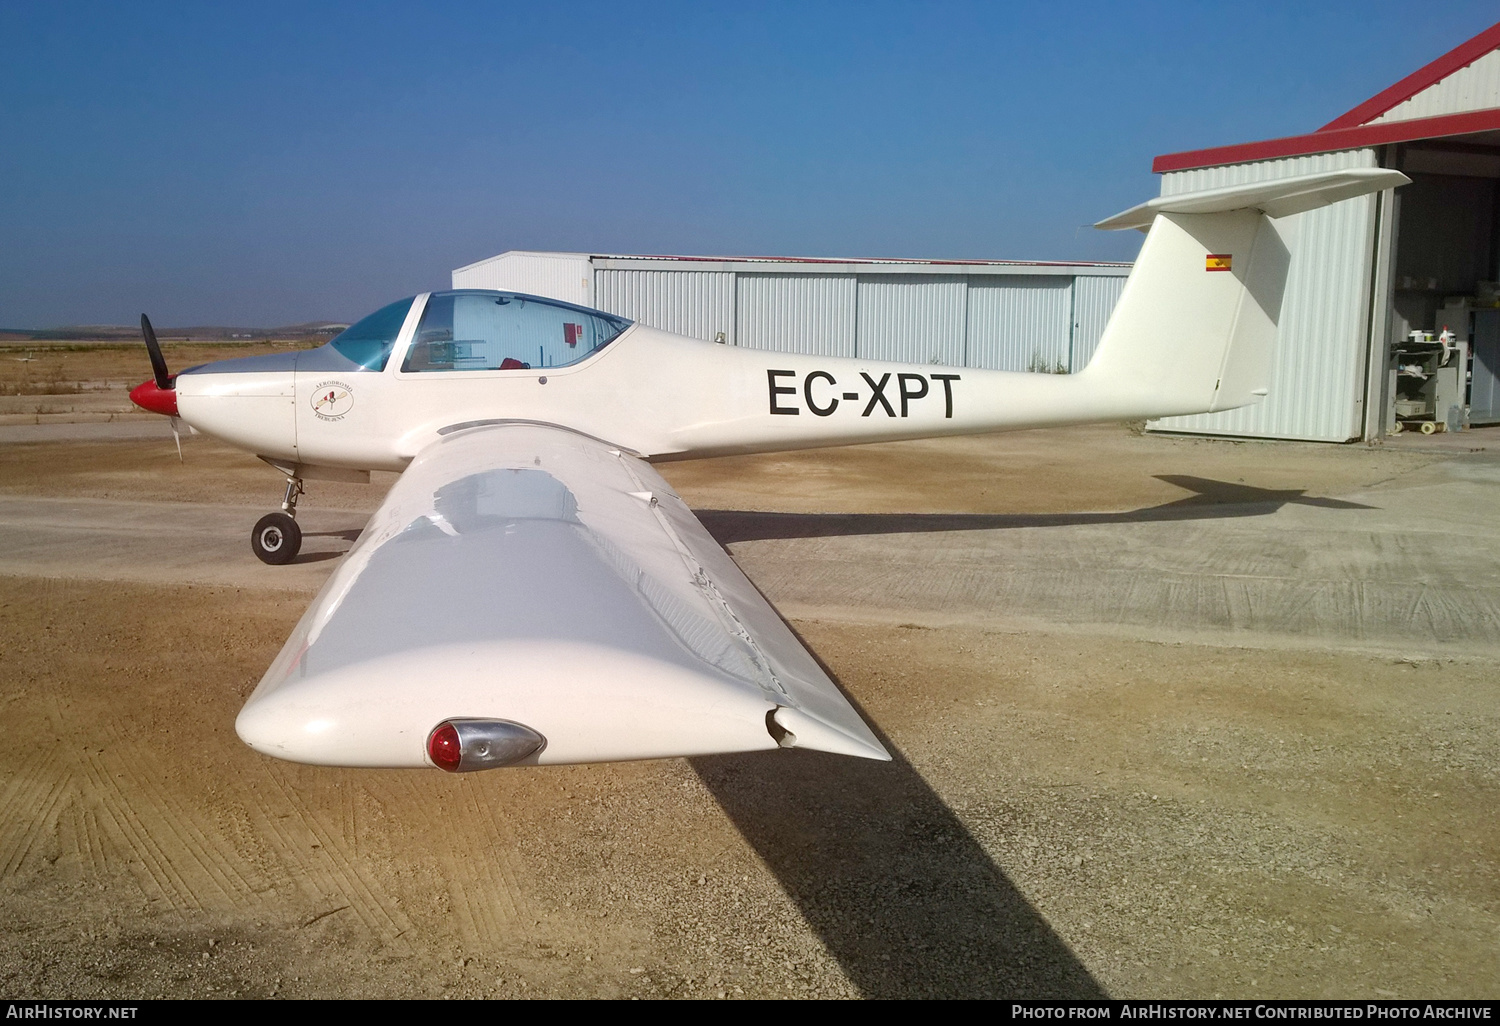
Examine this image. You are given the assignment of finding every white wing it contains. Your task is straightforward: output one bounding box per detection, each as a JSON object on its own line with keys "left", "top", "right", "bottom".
{"left": 236, "top": 422, "right": 889, "bottom": 767}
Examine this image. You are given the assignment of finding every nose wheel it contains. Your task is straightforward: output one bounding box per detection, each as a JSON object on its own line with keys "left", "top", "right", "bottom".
{"left": 251, "top": 476, "right": 304, "bottom": 565}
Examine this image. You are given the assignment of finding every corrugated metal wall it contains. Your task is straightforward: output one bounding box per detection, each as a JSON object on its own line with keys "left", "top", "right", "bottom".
{"left": 856, "top": 274, "right": 967, "bottom": 365}
{"left": 736, "top": 274, "right": 857, "bottom": 356}
{"left": 595, "top": 269, "right": 737, "bottom": 344}
{"left": 734, "top": 271, "right": 1127, "bottom": 369}
{"left": 606, "top": 268, "right": 1130, "bottom": 369}
{"left": 451, "top": 252, "right": 593, "bottom": 306}
{"left": 1152, "top": 148, "right": 1380, "bottom": 442}
{"left": 1072, "top": 275, "right": 1129, "bottom": 369}
{"left": 1372, "top": 48, "right": 1500, "bottom": 123}
{"left": 966, "top": 276, "right": 1072, "bottom": 371}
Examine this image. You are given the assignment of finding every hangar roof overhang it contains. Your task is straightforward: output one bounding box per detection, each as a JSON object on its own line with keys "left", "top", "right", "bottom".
{"left": 1154, "top": 21, "right": 1500, "bottom": 173}
{"left": 454, "top": 250, "right": 1134, "bottom": 278}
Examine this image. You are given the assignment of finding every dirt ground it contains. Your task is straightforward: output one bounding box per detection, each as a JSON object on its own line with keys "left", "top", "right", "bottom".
{"left": 0, "top": 422, "right": 1496, "bottom": 999}
{"left": 0, "top": 341, "right": 317, "bottom": 396}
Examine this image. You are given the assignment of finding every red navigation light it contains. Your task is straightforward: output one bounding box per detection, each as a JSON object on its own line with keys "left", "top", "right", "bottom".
{"left": 129, "top": 379, "right": 178, "bottom": 417}
{"left": 428, "top": 722, "right": 462, "bottom": 772}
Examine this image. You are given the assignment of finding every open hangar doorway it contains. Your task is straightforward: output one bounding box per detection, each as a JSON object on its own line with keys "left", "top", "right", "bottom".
{"left": 1372, "top": 139, "right": 1500, "bottom": 434}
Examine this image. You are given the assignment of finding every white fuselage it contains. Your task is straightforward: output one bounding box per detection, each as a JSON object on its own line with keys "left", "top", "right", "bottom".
{"left": 174, "top": 297, "right": 1214, "bottom": 474}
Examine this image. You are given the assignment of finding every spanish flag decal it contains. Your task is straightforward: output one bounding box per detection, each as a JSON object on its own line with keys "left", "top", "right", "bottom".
{"left": 1206, "top": 254, "right": 1232, "bottom": 272}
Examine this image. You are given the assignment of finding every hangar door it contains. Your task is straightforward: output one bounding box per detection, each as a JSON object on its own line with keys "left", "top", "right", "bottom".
{"left": 1386, "top": 146, "right": 1500, "bottom": 427}
{"left": 965, "top": 276, "right": 1072, "bottom": 372}
{"left": 855, "top": 275, "right": 967, "bottom": 366}
{"left": 736, "top": 274, "right": 857, "bottom": 357}
{"left": 1152, "top": 149, "right": 1381, "bottom": 442}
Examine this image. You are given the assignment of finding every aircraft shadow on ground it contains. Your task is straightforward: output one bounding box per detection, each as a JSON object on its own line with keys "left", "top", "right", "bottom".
{"left": 290, "top": 550, "right": 344, "bottom": 564}
{"left": 303, "top": 528, "right": 364, "bottom": 543}
{"left": 695, "top": 475, "right": 1374, "bottom": 544}
{"left": 290, "top": 528, "right": 365, "bottom": 563}
{"left": 691, "top": 704, "right": 1107, "bottom": 998}
{"left": 687, "top": 476, "right": 1373, "bottom": 996}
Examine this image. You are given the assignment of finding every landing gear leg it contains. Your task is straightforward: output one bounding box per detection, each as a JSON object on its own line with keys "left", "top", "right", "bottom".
{"left": 280, "top": 475, "right": 304, "bottom": 517}
{"left": 251, "top": 476, "right": 304, "bottom": 565}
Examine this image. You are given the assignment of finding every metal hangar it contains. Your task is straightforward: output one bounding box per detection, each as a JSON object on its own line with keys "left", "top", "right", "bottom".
{"left": 1150, "top": 19, "right": 1500, "bottom": 442}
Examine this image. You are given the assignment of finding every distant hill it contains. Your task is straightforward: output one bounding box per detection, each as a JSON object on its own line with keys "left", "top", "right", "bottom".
{"left": 0, "top": 322, "right": 350, "bottom": 342}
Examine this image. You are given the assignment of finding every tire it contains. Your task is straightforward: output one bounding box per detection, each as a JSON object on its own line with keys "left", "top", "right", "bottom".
{"left": 252, "top": 512, "right": 302, "bottom": 565}
{"left": 1420, "top": 421, "right": 1437, "bottom": 435}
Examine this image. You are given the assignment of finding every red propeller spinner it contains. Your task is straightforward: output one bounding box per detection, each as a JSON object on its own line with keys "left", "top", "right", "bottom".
{"left": 128, "top": 314, "right": 178, "bottom": 416}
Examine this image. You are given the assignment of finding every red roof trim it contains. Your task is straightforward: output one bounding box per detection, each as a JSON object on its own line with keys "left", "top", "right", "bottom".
{"left": 1152, "top": 107, "right": 1500, "bottom": 173}
{"left": 1320, "top": 21, "right": 1500, "bottom": 130}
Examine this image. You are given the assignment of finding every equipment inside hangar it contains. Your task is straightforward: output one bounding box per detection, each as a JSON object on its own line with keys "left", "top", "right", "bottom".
{"left": 1386, "top": 144, "right": 1500, "bottom": 431}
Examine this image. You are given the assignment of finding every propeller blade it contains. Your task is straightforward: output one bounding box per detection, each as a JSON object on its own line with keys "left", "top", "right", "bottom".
{"left": 141, "top": 314, "right": 170, "bottom": 390}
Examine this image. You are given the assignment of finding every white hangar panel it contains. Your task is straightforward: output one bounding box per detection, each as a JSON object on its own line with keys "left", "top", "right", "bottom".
{"left": 1072, "top": 275, "right": 1129, "bottom": 370}
{"left": 451, "top": 251, "right": 593, "bottom": 306}
{"left": 1152, "top": 149, "right": 1381, "bottom": 442}
{"left": 736, "top": 274, "right": 857, "bottom": 357}
{"left": 595, "top": 269, "right": 736, "bottom": 344}
{"left": 965, "top": 276, "right": 1072, "bottom": 372}
{"left": 856, "top": 274, "right": 966, "bottom": 366}
{"left": 1371, "top": 48, "right": 1500, "bottom": 123}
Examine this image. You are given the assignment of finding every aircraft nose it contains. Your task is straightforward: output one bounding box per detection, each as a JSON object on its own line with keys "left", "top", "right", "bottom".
{"left": 129, "top": 378, "right": 178, "bottom": 416}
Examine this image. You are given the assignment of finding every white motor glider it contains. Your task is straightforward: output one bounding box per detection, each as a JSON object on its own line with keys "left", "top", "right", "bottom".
{"left": 127, "top": 169, "right": 1406, "bottom": 772}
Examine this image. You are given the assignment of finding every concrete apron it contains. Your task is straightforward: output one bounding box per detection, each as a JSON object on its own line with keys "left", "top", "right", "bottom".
{"left": 1, "top": 449, "right": 1497, "bottom": 659}
{"left": 718, "top": 450, "right": 1500, "bottom": 659}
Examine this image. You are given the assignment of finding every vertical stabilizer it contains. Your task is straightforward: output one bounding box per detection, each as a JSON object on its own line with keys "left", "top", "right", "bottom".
{"left": 1081, "top": 168, "right": 1407, "bottom": 419}
{"left": 1078, "top": 209, "right": 1288, "bottom": 417}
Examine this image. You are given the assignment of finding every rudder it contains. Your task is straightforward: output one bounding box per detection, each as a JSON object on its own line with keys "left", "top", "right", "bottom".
{"left": 1080, "top": 209, "right": 1287, "bottom": 418}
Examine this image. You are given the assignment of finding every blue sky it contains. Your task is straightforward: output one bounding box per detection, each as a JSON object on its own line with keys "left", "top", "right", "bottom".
{"left": 2, "top": 1, "right": 1496, "bottom": 327}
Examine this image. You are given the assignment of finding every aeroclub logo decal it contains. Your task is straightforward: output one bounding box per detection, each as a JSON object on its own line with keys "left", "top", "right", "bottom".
{"left": 311, "top": 380, "right": 354, "bottom": 421}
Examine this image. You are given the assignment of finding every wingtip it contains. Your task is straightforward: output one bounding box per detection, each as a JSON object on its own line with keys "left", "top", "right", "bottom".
{"left": 771, "top": 706, "right": 891, "bottom": 761}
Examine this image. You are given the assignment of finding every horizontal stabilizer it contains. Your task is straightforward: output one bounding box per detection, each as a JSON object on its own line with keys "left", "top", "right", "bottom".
{"left": 1095, "top": 168, "right": 1409, "bottom": 232}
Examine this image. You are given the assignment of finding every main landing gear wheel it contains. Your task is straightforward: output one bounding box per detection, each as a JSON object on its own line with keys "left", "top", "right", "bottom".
{"left": 252, "top": 512, "right": 301, "bottom": 565}
{"left": 252, "top": 474, "right": 306, "bottom": 565}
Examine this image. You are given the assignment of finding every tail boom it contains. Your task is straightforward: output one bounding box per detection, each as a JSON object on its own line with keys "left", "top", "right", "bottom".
{"left": 656, "top": 170, "right": 1408, "bottom": 458}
